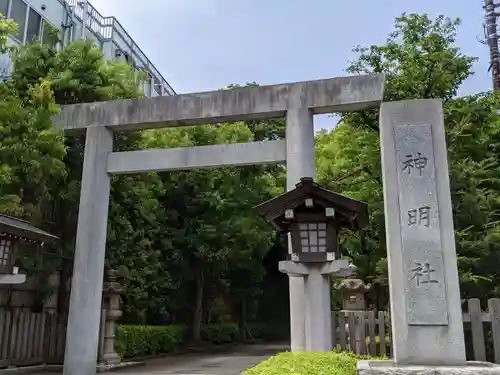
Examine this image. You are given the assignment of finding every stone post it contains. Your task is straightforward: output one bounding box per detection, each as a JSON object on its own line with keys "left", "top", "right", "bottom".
{"left": 285, "top": 89, "right": 316, "bottom": 352}
{"left": 357, "top": 99, "right": 500, "bottom": 373}
{"left": 380, "top": 100, "right": 465, "bottom": 365}
{"left": 102, "top": 270, "right": 125, "bottom": 365}
{"left": 63, "top": 127, "right": 113, "bottom": 375}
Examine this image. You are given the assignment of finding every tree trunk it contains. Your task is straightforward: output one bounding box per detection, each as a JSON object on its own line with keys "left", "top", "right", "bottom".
{"left": 192, "top": 264, "right": 204, "bottom": 341}
{"left": 241, "top": 299, "right": 248, "bottom": 340}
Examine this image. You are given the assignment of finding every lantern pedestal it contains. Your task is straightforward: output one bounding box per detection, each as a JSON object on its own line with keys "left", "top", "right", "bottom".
{"left": 279, "top": 260, "right": 353, "bottom": 352}
{"left": 0, "top": 273, "right": 26, "bottom": 284}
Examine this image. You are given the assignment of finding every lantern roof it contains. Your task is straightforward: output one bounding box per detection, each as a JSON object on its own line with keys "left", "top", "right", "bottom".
{"left": 0, "top": 213, "right": 58, "bottom": 244}
{"left": 254, "top": 177, "right": 369, "bottom": 232}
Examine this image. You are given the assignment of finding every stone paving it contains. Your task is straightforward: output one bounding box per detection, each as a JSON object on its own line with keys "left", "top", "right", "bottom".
{"left": 19, "top": 343, "right": 287, "bottom": 375}
{"left": 115, "top": 343, "right": 288, "bottom": 375}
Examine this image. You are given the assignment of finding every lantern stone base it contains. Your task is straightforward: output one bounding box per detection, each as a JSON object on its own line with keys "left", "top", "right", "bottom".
{"left": 357, "top": 360, "right": 500, "bottom": 374}
{"left": 279, "top": 260, "right": 354, "bottom": 353}
{"left": 0, "top": 274, "right": 26, "bottom": 284}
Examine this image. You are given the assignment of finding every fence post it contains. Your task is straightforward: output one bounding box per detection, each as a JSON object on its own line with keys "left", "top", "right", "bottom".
{"left": 488, "top": 298, "right": 500, "bottom": 364}
{"left": 468, "top": 298, "right": 486, "bottom": 362}
{"left": 367, "top": 310, "right": 376, "bottom": 356}
{"left": 378, "top": 311, "right": 387, "bottom": 357}
{"left": 356, "top": 311, "right": 366, "bottom": 355}
{"left": 331, "top": 311, "right": 336, "bottom": 350}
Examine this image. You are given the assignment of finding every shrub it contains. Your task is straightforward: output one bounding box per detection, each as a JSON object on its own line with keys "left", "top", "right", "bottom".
{"left": 243, "top": 352, "right": 376, "bottom": 375}
{"left": 116, "top": 324, "right": 189, "bottom": 358}
{"left": 116, "top": 322, "right": 246, "bottom": 358}
{"left": 247, "top": 323, "right": 288, "bottom": 341}
{"left": 201, "top": 322, "right": 241, "bottom": 344}
{"left": 364, "top": 335, "right": 391, "bottom": 356}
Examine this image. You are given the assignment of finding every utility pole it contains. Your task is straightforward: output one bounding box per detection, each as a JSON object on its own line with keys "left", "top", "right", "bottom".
{"left": 484, "top": 0, "right": 500, "bottom": 90}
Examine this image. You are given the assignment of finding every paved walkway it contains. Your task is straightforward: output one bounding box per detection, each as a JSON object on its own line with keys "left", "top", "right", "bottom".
{"left": 115, "top": 343, "right": 288, "bottom": 375}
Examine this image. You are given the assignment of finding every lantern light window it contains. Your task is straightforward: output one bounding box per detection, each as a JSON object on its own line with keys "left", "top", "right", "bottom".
{"left": 0, "top": 238, "right": 12, "bottom": 265}
{"left": 299, "top": 222, "right": 327, "bottom": 253}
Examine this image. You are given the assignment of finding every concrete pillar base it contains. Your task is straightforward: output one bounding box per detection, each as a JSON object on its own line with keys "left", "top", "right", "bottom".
{"left": 279, "top": 260, "right": 353, "bottom": 352}
{"left": 357, "top": 360, "right": 500, "bottom": 374}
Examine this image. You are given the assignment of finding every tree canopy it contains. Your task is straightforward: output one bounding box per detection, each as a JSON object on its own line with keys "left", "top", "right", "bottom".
{"left": 317, "top": 13, "right": 500, "bottom": 307}
{"left": 2, "top": 23, "right": 285, "bottom": 338}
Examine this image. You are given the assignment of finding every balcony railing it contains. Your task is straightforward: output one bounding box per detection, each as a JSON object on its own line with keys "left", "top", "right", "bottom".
{"left": 65, "top": 0, "right": 113, "bottom": 39}
{"left": 64, "top": 0, "right": 175, "bottom": 96}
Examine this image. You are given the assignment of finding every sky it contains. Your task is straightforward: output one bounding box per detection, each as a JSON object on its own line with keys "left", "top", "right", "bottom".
{"left": 91, "top": 0, "right": 492, "bottom": 131}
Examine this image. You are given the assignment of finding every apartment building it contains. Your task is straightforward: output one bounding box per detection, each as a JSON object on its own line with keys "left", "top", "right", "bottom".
{"left": 0, "top": 0, "right": 175, "bottom": 97}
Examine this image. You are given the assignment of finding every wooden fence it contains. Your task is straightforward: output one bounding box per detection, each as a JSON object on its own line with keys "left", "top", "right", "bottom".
{"left": 0, "top": 308, "right": 106, "bottom": 368}
{"left": 1, "top": 299, "right": 500, "bottom": 367}
{"left": 332, "top": 310, "right": 391, "bottom": 357}
{"left": 332, "top": 298, "right": 500, "bottom": 363}
{"left": 0, "top": 309, "right": 67, "bottom": 368}
{"left": 462, "top": 298, "right": 500, "bottom": 364}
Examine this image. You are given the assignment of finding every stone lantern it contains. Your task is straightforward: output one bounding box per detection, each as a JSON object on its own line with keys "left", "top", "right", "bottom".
{"left": 0, "top": 213, "right": 58, "bottom": 284}
{"left": 254, "top": 177, "right": 369, "bottom": 263}
{"left": 336, "top": 264, "right": 371, "bottom": 312}
{"left": 101, "top": 269, "right": 125, "bottom": 365}
{"left": 254, "top": 177, "right": 369, "bottom": 352}
{"left": 335, "top": 264, "right": 371, "bottom": 354}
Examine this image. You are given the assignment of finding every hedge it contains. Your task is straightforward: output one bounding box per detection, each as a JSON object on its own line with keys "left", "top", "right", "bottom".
{"left": 243, "top": 352, "right": 378, "bottom": 375}
{"left": 116, "top": 324, "right": 189, "bottom": 358}
{"left": 201, "top": 323, "right": 241, "bottom": 344}
{"left": 116, "top": 322, "right": 243, "bottom": 358}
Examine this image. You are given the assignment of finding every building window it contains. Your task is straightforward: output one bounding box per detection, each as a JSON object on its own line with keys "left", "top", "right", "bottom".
{"left": 0, "top": 238, "right": 12, "bottom": 265}
{"left": 25, "top": 7, "right": 41, "bottom": 43}
{"left": 299, "top": 223, "right": 327, "bottom": 253}
{"left": 10, "top": 0, "right": 27, "bottom": 42}
{"left": 0, "top": 53, "right": 13, "bottom": 81}
{"left": 153, "top": 77, "right": 162, "bottom": 96}
{"left": 0, "top": 0, "right": 9, "bottom": 17}
{"left": 41, "top": 20, "right": 56, "bottom": 46}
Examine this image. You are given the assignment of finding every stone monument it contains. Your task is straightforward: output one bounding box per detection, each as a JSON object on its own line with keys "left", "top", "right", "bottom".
{"left": 357, "top": 99, "right": 500, "bottom": 374}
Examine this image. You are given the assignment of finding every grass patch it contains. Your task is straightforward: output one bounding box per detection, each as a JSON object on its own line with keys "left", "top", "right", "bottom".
{"left": 243, "top": 351, "right": 378, "bottom": 375}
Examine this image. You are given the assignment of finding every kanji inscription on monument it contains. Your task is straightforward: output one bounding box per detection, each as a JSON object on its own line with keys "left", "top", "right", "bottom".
{"left": 394, "top": 123, "right": 449, "bottom": 326}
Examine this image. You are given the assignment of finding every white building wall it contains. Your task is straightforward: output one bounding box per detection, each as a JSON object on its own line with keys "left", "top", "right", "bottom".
{"left": 0, "top": 0, "right": 174, "bottom": 96}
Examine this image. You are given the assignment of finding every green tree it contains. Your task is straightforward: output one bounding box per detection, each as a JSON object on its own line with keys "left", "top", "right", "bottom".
{"left": 10, "top": 38, "right": 164, "bottom": 315}
{"left": 317, "top": 13, "right": 500, "bottom": 306}
{"left": 5, "top": 29, "right": 287, "bottom": 337}
{"left": 140, "top": 122, "right": 278, "bottom": 339}
{"left": 0, "top": 15, "right": 66, "bottom": 221}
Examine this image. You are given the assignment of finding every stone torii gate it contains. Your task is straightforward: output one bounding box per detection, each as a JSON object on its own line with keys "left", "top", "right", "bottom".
{"left": 53, "top": 74, "right": 385, "bottom": 375}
